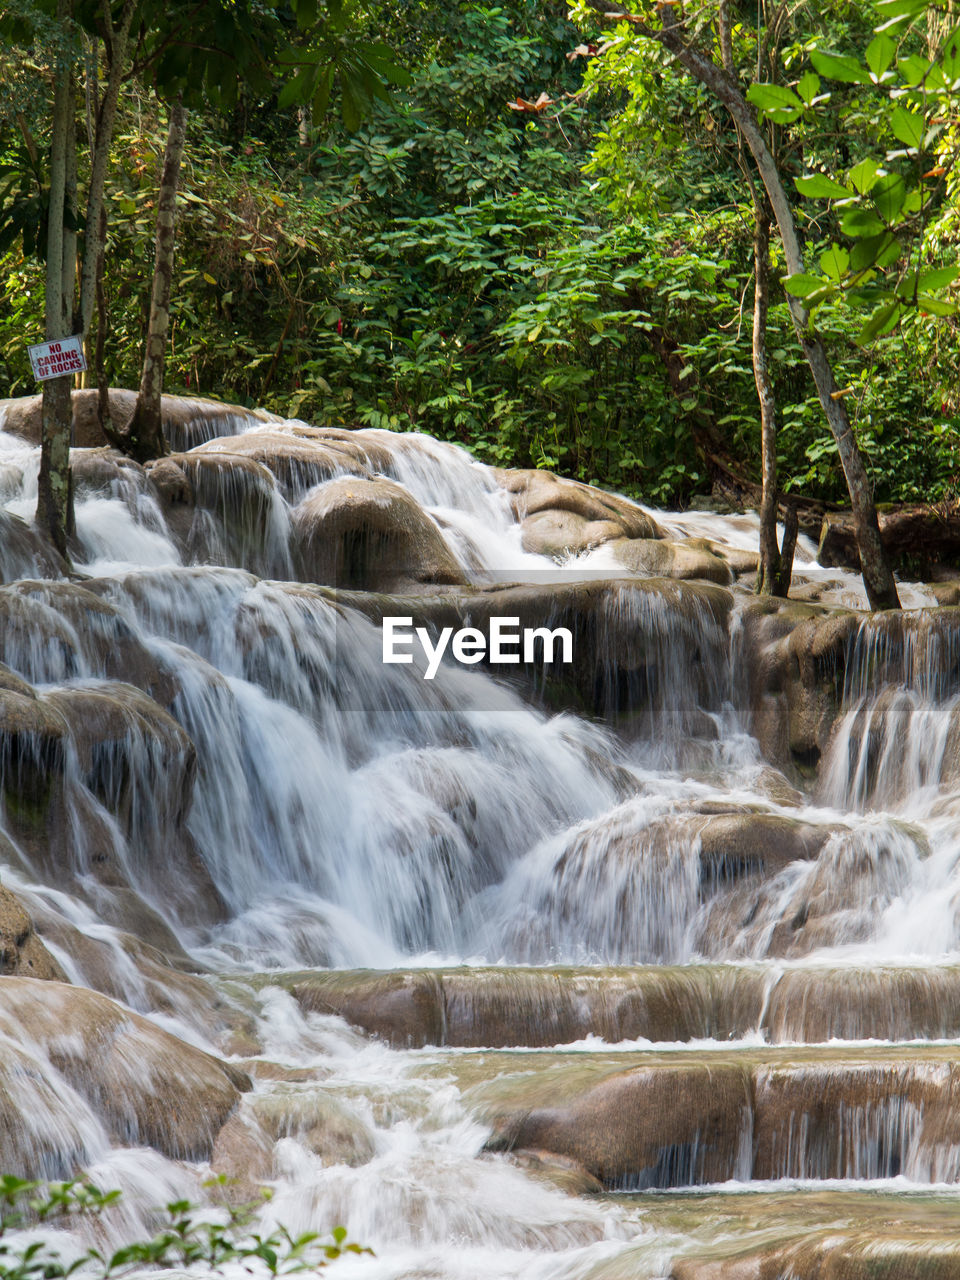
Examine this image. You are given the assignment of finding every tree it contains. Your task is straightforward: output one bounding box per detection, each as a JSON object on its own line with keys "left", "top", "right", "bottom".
{"left": 105, "top": 0, "right": 410, "bottom": 461}
{"left": 579, "top": 0, "right": 903, "bottom": 609}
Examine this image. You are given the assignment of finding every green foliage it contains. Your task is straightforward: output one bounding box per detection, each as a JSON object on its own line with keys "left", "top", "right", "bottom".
{"left": 0, "top": 1176, "right": 368, "bottom": 1280}
{"left": 749, "top": 2, "right": 960, "bottom": 342}
{"left": 1, "top": 0, "right": 958, "bottom": 512}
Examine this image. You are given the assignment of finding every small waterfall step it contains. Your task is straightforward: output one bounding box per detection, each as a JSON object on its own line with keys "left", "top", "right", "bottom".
{"left": 441, "top": 1042, "right": 960, "bottom": 1190}
{"left": 286, "top": 963, "right": 960, "bottom": 1048}
{"left": 629, "top": 1190, "right": 960, "bottom": 1280}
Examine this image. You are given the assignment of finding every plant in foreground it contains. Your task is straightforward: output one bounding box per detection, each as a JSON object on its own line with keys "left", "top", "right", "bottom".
{"left": 0, "top": 1175, "right": 370, "bottom": 1279}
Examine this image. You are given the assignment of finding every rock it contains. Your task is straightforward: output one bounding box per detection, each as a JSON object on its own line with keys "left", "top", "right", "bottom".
{"left": 0, "top": 511, "right": 69, "bottom": 583}
{"left": 0, "top": 580, "right": 177, "bottom": 701}
{"left": 290, "top": 965, "right": 769, "bottom": 1049}
{"left": 764, "top": 965, "right": 960, "bottom": 1043}
{"left": 28, "top": 904, "right": 251, "bottom": 1049}
{"left": 0, "top": 669, "right": 225, "bottom": 941}
{"left": 498, "top": 469, "right": 662, "bottom": 540}
{"left": 519, "top": 510, "right": 626, "bottom": 558}
{"left": 0, "top": 883, "right": 66, "bottom": 980}
{"left": 609, "top": 538, "right": 734, "bottom": 585}
{"left": 819, "top": 502, "right": 960, "bottom": 577}
{"left": 251, "top": 1089, "right": 375, "bottom": 1166}
{"left": 70, "top": 448, "right": 148, "bottom": 498}
{"left": 291, "top": 476, "right": 465, "bottom": 590}
{"left": 696, "top": 813, "right": 830, "bottom": 889}
{"left": 484, "top": 1060, "right": 752, "bottom": 1187}
{"left": 332, "top": 576, "right": 733, "bottom": 719}
{"left": 742, "top": 599, "right": 859, "bottom": 777}
{"left": 293, "top": 969, "right": 445, "bottom": 1047}
{"left": 193, "top": 429, "right": 371, "bottom": 499}
{"left": 0, "top": 390, "right": 266, "bottom": 451}
{"left": 145, "top": 452, "right": 290, "bottom": 577}
{"left": 0, "top": 978, "right": 249, "bottom": 1164}
{"left": 210, "top": 1110, "right": 274, "bottom": 1203}
{"left": 503, "top": 1149, "right": 604, "bottom": 1196}
{"left": 672, "top": 1238, "right": 960, "bottom": 1280}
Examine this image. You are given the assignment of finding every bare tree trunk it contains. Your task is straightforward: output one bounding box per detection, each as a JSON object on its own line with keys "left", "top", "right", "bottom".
{"left": 95, "top": 206, "right": 111, "bottom": 436}
{"left": 123, "top": 96, "right": 186, "bottom": 462}
{"left": 588, "top": 0, "right": 901, "bottom": 610}
{"left": 657, "top": 11, "right": 900, "bottom": 611}
{"left": 752, "top": 207, "right": 785, "bottom": 594}
{"left": 78, "top": 0, "right": 137, "bottom": 341}
{"left": 775, "top": 503, "right": 798, "bottom": 597}
{"left": 38, "top": 18, "right": 75, "bottom": 561}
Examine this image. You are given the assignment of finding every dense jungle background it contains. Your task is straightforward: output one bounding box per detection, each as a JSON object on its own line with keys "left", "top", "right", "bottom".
{"left": 2, "top": 0, "right": 959, "bottom": 510}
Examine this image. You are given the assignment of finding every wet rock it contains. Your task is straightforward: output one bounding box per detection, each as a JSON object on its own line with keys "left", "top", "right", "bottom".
{"left": 672, "top": 1237, "right": 960, "bottom": 1280}
{"left": 498, "top": 469, "right": 662, "bottom": 540}
{"left": 27, "top": 905, "right": 250, "bottom": 1049}
{"left": 519, "top": 510, "right": 626, "bottom": 558}
{"left": 0, "top": 580, "right": 177, "bottom": 702}
{"left": 333, "top": 576, "right": 733, "bottom": 720}
{"left": 503, "top": 1148, "right": 604, "bottom": 1196}
{"left": 610, "top": 538, "right": 734, "bottom": 585}
{"left": 0, "top": 511, "right": 68, "bottom": 583}
{"left": 293, "top": 969, "right": 445, "bottom": 1048}
{"left": 210, "top": 1110, "right": 274, "bottom": 1203}
{"left": 0, "top": 978, "right": 250, "bottom": 1162}
{"left": 0, "top": 883, "right": 66, "bottom": 980}
{"left": 291, "top": 477, "right": 465, "bottom": 591}
{"left": 763, "top": 965, "right": 960, "bottom": 1044}
{"left": 743, "top": 599, "right": 859, "bottom": 777}
{"left": 696, "top": 813, "right": 831, "bottom": 889}
{"left": 0, "top": 389, "right": 266, "bottom": 450}
{"left": 70, "top": 448, "right": 147, "bottom": 498}
{"left": 251, "top": 1089, "right": 375, "bottom": 1166}
{"left": 484, "top": 1060, "right": 752, "bottom": 1188}
{"left": 291, "top": 965, "right": 768, "bottom": 1049}
{"left": 194, "top": 429, "right": 370, "bottom": 498}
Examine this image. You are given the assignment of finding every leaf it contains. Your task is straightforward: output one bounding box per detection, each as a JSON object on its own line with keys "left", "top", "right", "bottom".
{"left": 507, "top": 92, "right": 555, "bottom": 112}
{"left": 858, "top": 299, "right": 903, "bottom": 343}
{"left": 916, "top": 295, "right": 959, "bottom": 316}
{"left": 872, "top": 172, "right": 907, "bottom": 221}
{"left": 796, "top": 70, "right": 821, "bottom": 104}
{"left": 943, "top": 27, "right": 960, "bottom": 82}
{"left": 202, "top": 273, "right": 216, "bottom": 285}
{"left": 809, "top": 50, "right": 870, "bottom": 84}
{"left": 746, "top": 81, "right": 804, "bottom": 123}
{"left": 875, "top": 0, "right": 928, "bottom": 33}
{"left": 865, "top": 32, "right": 896, "bottom": 78}
{"left": 917, "top": 266, "right": 959, "bottom": 292}
{"left": 820, "top": 244, "right": 850, "bottom": 281}
{"left": 794, "top": 173, "right": 851, "bottom": 199}
{"left": 890, "top": 105, "right": 924, "bottom": 149}
{"left": 783, "top": 272, "right": 827, "bottom": 298}
{"left": 840, "top": 207, "right": 887, "bottom": 237}
{"left": 848, "top": 158, "right": 879, "bottom": 195}
{"left": 850, "top": 231, "right": 901, "bottom": 272}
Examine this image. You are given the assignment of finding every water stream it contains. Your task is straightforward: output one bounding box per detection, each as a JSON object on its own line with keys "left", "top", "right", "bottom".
{"left": 2, "top": 408, "right": 960, "bottom": 1277}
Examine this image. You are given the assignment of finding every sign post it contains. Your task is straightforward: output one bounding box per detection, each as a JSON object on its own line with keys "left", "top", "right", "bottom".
{"left": 28, "top": 335, "right": 87, "bottom": 383}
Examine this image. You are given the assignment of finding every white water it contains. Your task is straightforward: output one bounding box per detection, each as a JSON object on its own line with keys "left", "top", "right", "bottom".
{"left": 3, "top": 411, "right": 960, "bottom": 1276}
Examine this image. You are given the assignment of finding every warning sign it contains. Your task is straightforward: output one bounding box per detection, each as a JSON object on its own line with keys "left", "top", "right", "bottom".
{"left": 28, "top": 335, "right": 87, "bottom": 382}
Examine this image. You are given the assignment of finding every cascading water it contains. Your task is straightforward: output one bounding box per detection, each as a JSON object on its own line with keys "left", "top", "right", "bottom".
{"left": 4, "top": 403, "right": 960, "bottom": 1278}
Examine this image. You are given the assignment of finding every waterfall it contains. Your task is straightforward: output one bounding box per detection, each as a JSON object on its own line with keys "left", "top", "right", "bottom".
{"left": 3, "top": 404, "right": 960, "bottom": 1279}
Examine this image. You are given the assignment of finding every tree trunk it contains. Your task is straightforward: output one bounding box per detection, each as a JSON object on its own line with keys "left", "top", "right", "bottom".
{"left": 77, "top": 0, "right": 137, "bottom": 341}
{"left": 588, "top": 0, "right": 901, "bottom": 609}
{"left": 752, "top": 206, "right": 786, "bottom": 595}
{"left": 37, "top": 17, "right": 75, "bottom": 561}
{"left": 655, "top": 11, "right": 900, "bottom": 611}
{"left": 123, "top": 96, "right": 186, "bottom": 462}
